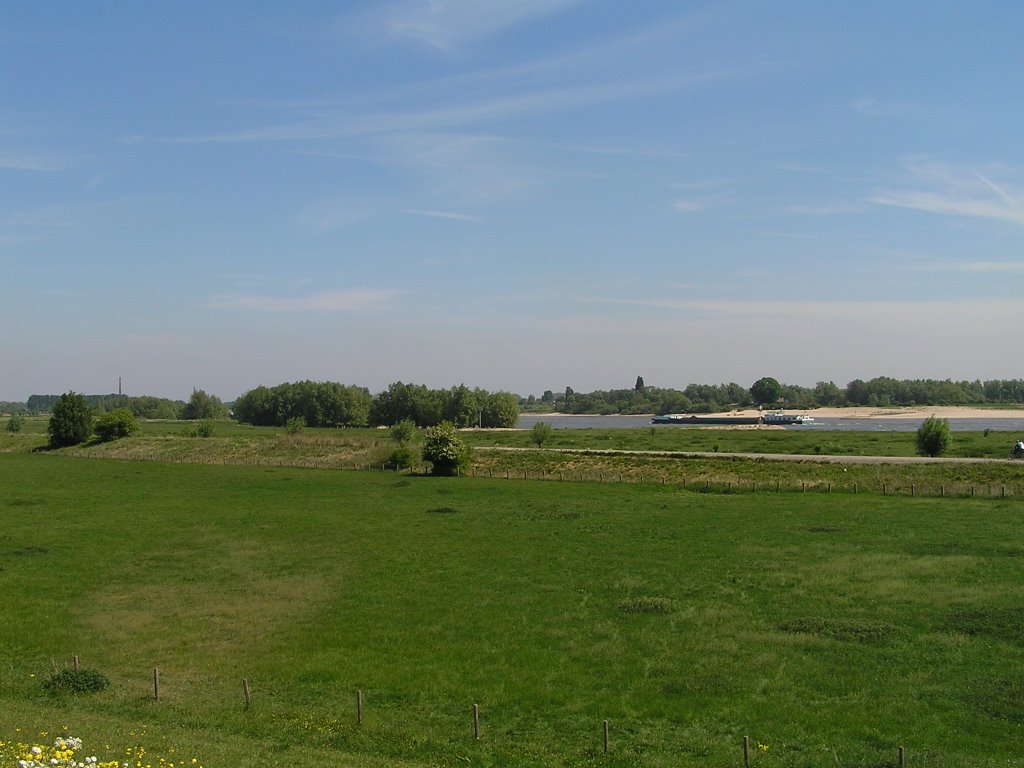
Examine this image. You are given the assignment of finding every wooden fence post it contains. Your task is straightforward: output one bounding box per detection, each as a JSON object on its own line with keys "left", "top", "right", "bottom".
{"left": 356, "top": 690, "right": 363, "bottom": 725}
{"left": 603, "top": 719, "right": 610, "bottom": 753}
{"left": 743, "top": 736, "right": 750, "bottom": 768}
{"left": 473, "top": 703, "right": 480, "bottom": 740}
{"left": 243, "top": 678, "right": 251, "bottom": 708}
{"left": 73, "top": 655, "right": 79, "bottom": 672}
{"left": 153, "top": 668, "right": 160, "bottom": 702}
{"left": 898, "top": 746, "right": 905, "bottom": 768}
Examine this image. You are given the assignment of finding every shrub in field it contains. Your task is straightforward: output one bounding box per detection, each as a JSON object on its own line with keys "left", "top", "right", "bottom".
{"left": 42, "top": 668, "right": 110, "bottom": 694}
{"left": 93, "top": 409, "right": 138, "bottom": 442}
{"left": 531, "top": 421, "right": 553, "bottom": 447}
{"left": 421, "top": 421, "right": 470, "bottom": 476}
{"left": 195, "top": 420, "right": 215, "bottom": 438}
{"left": 390, "top": 444, "right": 416, "bottom": 470}
{"left": 5, "top": 414, "right": 22, "bottom": 433}
{"left": 390, "top": 418, "right": 416, "bottom": 445}
{"left": 389, "top": 418, "right": 417, "bottom": 468}
{"left": 47, "top": 392, "right": 93, "bottom": 448}
{"left": 916, "top": 415, "right": 951, "bottom": 457}
{"left": 285, "top": 415, "right": 306, "bottom": 434}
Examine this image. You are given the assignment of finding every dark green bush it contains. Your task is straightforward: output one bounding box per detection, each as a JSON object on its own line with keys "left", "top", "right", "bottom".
{"left": 42, "top": 668, "right": 110, "bottom": 694}
{"left": 47, "top": 392, "right": 93, "bottom": 447}
{"left": 916, "top": 415, "right": 951, "bottom": 457}
{"left": 93, "top": 409, "right": 139, "bottom": 442}
{"left": 390, "top": 445, "right": 415, "bottom": 469}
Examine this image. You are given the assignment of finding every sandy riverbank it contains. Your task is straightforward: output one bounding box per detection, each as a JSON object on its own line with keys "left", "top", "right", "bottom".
{"left": 529, "top": 407, "right": 1024, "bottom": 420}
{"left": 728, "top": 406, "right": 1024, "bottom": 420}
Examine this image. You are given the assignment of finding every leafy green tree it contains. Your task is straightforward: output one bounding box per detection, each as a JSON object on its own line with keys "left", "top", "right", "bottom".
{"left": 531, "top": 421, "right": 553, "bottom": 447}
{"left": 180, "top": 389, "right": 229, "bottom": 420}
{"left": 47, "top": 392, "right": 93, "bottom": 447}
{"left": 480, "top": 391, "right": 520, "bottom": 428}
{"left": 813, "top": 381, "right": 843, "bottom": 407}
{"left": 369, "top": 381, "right": 444, "bottom": 427}
{"left": 916, "top": 416, "right": 951, "bottom": 457}
{"left": 635, "top": 376, "right": 645, "bottom": 393}
{"left": 750, "top": 377, "right": 782, "bottom": 406}
{"left": 445, "top": 384, "right": 481, "bottom": 427}
{"left": 129, "top": 395, "right": 182, "bottom": 419}
{"left": 421, "top": 421, "right": 470, "bottom": 476}
{"left": 93, "top": 409, "right": 139, "bottom": 442}
{"left": 5, "top": 414, "right": 23, "bottom": 433}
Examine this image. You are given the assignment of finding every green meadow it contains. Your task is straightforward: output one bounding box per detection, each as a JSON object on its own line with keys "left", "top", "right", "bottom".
{"left": 3, "top": 453, "right": 1024, "bottom": 766}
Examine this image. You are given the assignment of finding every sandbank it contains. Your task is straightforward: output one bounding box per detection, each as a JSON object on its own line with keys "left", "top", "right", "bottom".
{"left": 526, "top": 407, "right": 1024, "bottom": 420}
{"left": 701, "top": 406, "right": 1024, "bottom": 420}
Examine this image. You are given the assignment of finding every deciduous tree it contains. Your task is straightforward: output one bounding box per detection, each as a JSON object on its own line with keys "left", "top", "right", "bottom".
{"left": 47, "top": 392, "right": 93, "bottom": 447}
{"left": 750, "top": 377, "right": 782, "bottom": 406}
{"left": 421, "top": 421, "right": 470, "bottom": 476}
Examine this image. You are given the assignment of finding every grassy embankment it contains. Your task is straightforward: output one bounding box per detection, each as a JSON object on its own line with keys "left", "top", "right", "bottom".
{"left": 3, "top": 453, "right": 1024, "bottom": 766}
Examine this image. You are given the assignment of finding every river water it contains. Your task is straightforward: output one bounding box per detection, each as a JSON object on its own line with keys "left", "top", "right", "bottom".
{"left": 517, "top": 413, "right": 1024, "bottom": 433}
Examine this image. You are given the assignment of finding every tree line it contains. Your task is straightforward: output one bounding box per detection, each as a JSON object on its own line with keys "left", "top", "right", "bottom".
{"left": 20, "top": 391, "right": 228, "bottom": 420}
{"left": 530, "top": 377, "right": 1024, "bottom": 414}
{"left": 233, "top": 381, "right": 520, "bottom": 428}
{"left": 9, "top": 375, "right": 1024, "bottom": 423}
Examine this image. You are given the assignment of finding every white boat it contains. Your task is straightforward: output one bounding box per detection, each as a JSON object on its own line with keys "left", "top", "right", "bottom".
{"left": 762, "top": 411, "right": 815, "bottom": 425}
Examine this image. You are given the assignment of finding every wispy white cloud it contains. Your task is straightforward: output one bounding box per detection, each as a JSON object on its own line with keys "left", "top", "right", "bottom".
{"left": 0, "top": 154, "right": 61, "bottom": 172}
{"left": 924, "top": 260, "right": 1024, "bottom": 273}
{"left": 383, "top": 0, "right": 581, "bottom": 50}
{"left": 872, "top": 158, "right": 1024, "bottom": 225}
{"left": 140, "top": 73, "right": 724, "bottom": 147}
{"left": 576, "top": 294, "right": 1022, "bottom": 322}
{"left": 381, "top": 132, "right": 533, "bottom": 202}
{"left": 403, "top": 208, "right": 480, "bottom": 221}
{"left": 296, "top": 197, "right": 375, "bottom": 233}
{"left": 205, "top": 289, "right": 400, "bottom": 313}
{"left": 671, "top": 193, "right": 733, "bottom": 213}
{"left": 782, "top": 202, "right": 863, "bottom": 216}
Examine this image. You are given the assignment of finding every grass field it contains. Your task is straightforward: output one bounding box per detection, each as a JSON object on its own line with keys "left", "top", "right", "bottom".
{"left": 3, "top": 453, "right": 1024, "bottom": 766}
{"left": 5, "top": 418, "right": 1024, "bottom": 500}
{"left": 6, "top": 415, "right": 1024, "bottom": 460}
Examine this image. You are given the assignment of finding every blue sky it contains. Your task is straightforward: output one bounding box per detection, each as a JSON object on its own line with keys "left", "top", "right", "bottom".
{"left": 3, "top": 1, "right": 1023, "bottom": 401}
